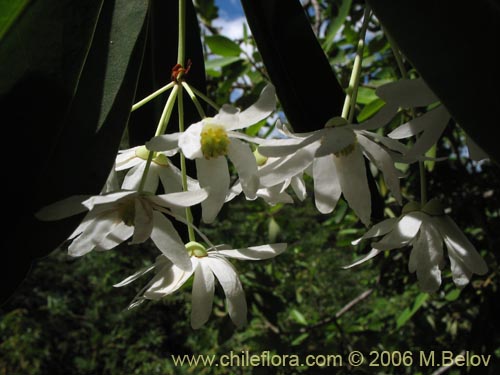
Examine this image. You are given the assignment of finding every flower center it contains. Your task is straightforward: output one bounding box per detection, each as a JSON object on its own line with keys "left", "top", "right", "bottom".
{"left": 334, "top": 139, "right": 357, "bottom": 157}
{"left": 185, "top": 241, "right": 208, "bottom": 258}
{"left": 200, "top": 124, "right": 230, "bottom": 159}
{"left": 118, "top": 200, "right": 135, "bottom": 226}
{"left": 135, "top": 145, "right": 169, "bottom": 166}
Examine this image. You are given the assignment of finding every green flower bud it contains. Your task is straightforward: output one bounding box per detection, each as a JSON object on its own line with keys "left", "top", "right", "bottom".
{"left": 185, "top": 241, "right": 208, "bottom": 258}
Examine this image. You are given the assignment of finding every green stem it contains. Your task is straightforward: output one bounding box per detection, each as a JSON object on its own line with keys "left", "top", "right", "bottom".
{"left": 341, "top": 6, "right": 371, "bottom": 122}
{"left": 388, "top": 31, "right": 427, "bottom": 205}
{"left": 138, "top": 85, "right": 179, "bottom": 193}
{"left": 186, "top": 84, "right": 220, "bottom": 111}
{"left": 177, "top": 85, "right": 196, "bottom": 242}
{"left": 131, "top": 82, "right": 175, "bottom": 112}
{"left": 177, "top": 0, "right": 186, "bottom": 65}
{"left": 182, "top": 81, "right": 207, "bottom": 118}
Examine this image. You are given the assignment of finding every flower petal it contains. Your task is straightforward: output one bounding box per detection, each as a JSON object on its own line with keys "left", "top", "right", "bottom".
{"left": 122, "top": 162, "right": 159, "bottom": 193}
{"left": 36, "top": 195, "right": 90, "bottom": 221}
{"left": 115, "top": 147, "right": 142, "bottom": 170}
{"left": 131, "top": 197, "right": 154, "bottom": 244}
{"left": 146, "top": 133, "right": 181, "bottom": 153}
{"left": 229, "top": 84, "right": 276, "bottom": 130}
{"left": 97, "top": 221, "right": 133, "bottom": 250}
{"left": 376, "top": 78, "right": 439, "bottom": 107}
{"left": 178, "top": 122, "right": 204, "bottom": 159}
{"left": 228, "top": 138, "right": 259, "bottom": 199}
{"left": 150, "top": 188, "right": 208, "bottom": 209}
{"left": 313, "top": 155, "right": 341, "bottom": 214}
{"left": 114, "top": 263, "right": 156, "bottom": 287}
{"left": 150, "top": 211, "right": 192, "bottom": 271}
{"left": 144, "top": 259, "right": 195, "bottom": 299}
{"left": 372, "top": 211, "right": 426, "bottom": 250}
{"left": 358, "top": 133, "right": 402, "bottom": 204}
{"left": 354, "top": 103, "right": 399, "bottom": 131}
{"left": 190, "top": 261, "right": 215, "bottom": 329}
{"left": 342, "top": 248, "right": 382, "bottom": 269}
{"left": 215, "top": 243, "right": 287, "bottom": 260}
{"left": 205, "top": 256, "right": 247, "bottom": 328}
{"left": 315, "top": 127, "right": 356, "bottom": 157}
{"left": 290, "top": 175, "right": 307, "bottom": 201}
{"left": 196, "top": 157, "right": 230, "bottom": 223}
{"left": 333, "top": 144, "right": 371, "bottom": 225}
{"left": 465, "top": 135, "right": 489, "bottom": 162}
{"left": 352, "top": 217, "right": 399, "bottom": 245}
{"left": 82, "top": 191, "right": 136, "bottom": 210}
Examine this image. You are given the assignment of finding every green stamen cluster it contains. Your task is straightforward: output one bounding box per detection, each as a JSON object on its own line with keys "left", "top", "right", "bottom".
{"left": 185, "top": 241, "right": 208, "bottom": 258}
{"left": 200, "top": 124, "right": 230, "bottom": 159}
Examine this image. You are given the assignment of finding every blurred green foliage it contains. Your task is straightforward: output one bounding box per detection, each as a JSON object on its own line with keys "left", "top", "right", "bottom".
{"left": 2, "top": 0, "right": 500, "bottom": 374}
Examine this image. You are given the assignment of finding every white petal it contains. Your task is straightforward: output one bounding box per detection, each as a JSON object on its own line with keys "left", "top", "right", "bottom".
{"left": 313, "top": 155, "right": 341, "bottom": 214}
{"left": 122, "top": 162, "right": 158, "bottom": 193}
{"left": 228, "top": 138, "right": 259, "bottom": 199}
{"left": 436, "top": 216, "right": 488, "bottom": 275}
{"left": 68, "top": 211, "right": 120, "bottom": 256}
{"left": 446, "top": 241, "right": 474, "bottom": 288}
{"left": 150, "top": 188, "right": 208, "bottom": 208}
{"left": 400, "top": 106, "right": 450, "bottom": 162}
{"left": 290, "top": 175, "right": 307, "bottom": 201}
{"left": 388, "top": 109, "right": 436, "bottom": 139}
{"left": 205, "top": 256, "right": 247, "bottom": 327}
{"left": 190, "top": 261, "right": 215, "bottom": 329}
{"left": 376, "top": 78, "right": 439, "bottom": 107}
{"left": 196, "top": 157, "right": 230, "bottom": 223}
{"left": 144, "top": 260, "right": 195, "bottom": 299}
{"left": 334, "top": 144, "right": 371, "bottom": 225}
{"left": 354, "top": 103, "right": 399, "bottom": 131}
{"left": 214, "top": 105, "right": 240, "bottom": 129}
{"left": 178, "top": 122, "right": 204, "bottom": 159}
{"left": 82, "top": 191, "right": 136, "bottom": 210}
{"left": 373, "top": 211, "right": 426, "bottom": 250}
{"left": 113, "top": 263, "right": 156, "bottom": 287}
{"left": 115, "top": 147, "right": 142, "bottom": 170}
{"left": 157, "top": 163, "right": 183, "bottom": 194}
{"left": 409, "top": 222, "right": 443, "bottom": 292}
{"left": 150, "top": 211, "right": 192, "bottom": 271}
{"left": 257, "top": 187, "right": 294, "bottom": 205}
{"left": 36, "top": 195, "right": 90, "bottom": 221}
{"left": 315, "top": 127, "right": 356, "bottom": 157}
{"left": 342, "top": 248, "right": 382, "bottom": 269}
{"left": 360, "top": 130, "right": 409, "bottom": 155}
{"left": 215, "top": 243, "right": 287, "bottom": 260}
{"left": 97, "top": 221, "right": 133, "bottom": 250}
{"left": 146, "top": 133, "right": 181, "bottom": 153}
{"left": 258, "top": 137, "right": 306, "bottom": 158}
{"left": 352, "top": 217, "right": 399, "bottom": 245}
{"left": 131, "top": 197, "right": 154, "bottom": 244}
{"left": 229, "top": 84, "right": 276, "bottom": 130}
{"left": 358, "top": 133, "right": 402, "bottom": 204}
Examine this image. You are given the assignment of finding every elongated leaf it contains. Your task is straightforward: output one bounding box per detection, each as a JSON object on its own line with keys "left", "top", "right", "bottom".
{"left": 323, "top": 0, "right": 352, "bottom": 52}
{"left": 0, "top": 0, "right": 29, "bottom": 41}
{"left": 205, "top": 35, "right": 242, "bottom": 57}
{"left": 205, "top": 56, "right": 241, "bottom": 70}
{"left": 241, "top": 0, "right": 345, "bottom": 132}
{"left": 396, "top": 292, "right": 428, "bottom": 328}
{"left": 367, "top": 0, "right": 500, "bottom": 162}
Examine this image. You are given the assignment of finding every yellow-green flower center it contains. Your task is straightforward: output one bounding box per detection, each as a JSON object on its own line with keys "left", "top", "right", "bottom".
{"left": 200, "top": 124, "right": 230, "bottom": 159}
{"left": 185, "top": 241, "right": 208, "bottom": 258}
{"left": 254, "top": 148, "right": 268, "bottom": 166}
{"left": 135, "top": 145, "right": 169, "bottom": 166}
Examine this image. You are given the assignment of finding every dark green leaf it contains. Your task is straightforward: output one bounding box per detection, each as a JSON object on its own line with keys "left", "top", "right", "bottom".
{"left": 205, "top": 35, "right": 242, "bottom": 57}
{"left": 357, "top": 98, "right": 385, "bottom": 122}
{"left": 0, "top": 0, "right": 29, "bottom": 41}
{"left": 323, "top": 0, "right": 352, "bottom": 52}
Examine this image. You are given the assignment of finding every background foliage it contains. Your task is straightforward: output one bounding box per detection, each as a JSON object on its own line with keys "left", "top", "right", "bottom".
{"left": 1, "top": 0, "right": 500, "bottom": 374}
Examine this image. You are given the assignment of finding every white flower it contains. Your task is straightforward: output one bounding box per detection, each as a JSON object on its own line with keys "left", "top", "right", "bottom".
{"left": 259, "top": 117, "right": 405, "bottom": 225}
{"left": 115, "top": 145, "right": 195, "bottom": 193}
{"left": 115, "top": 241, "right": 287, "bottom": 329}
{"left": 36, "top": 189, "right": 208, "bottom": 270}
{"left": 345, "top": 199, "right": 488, "bottom": 292}
{"left": 147, "top": 84, "right": 277, "bottom": 223}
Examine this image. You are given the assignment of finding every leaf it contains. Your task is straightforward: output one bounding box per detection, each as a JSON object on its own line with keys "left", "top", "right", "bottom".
{"left": 356, "top": 86, "right": 377, "bottom": 105}
{"left": 323, "top": 0, "right": 352, "bottom": 52}
{"left": 241, "top": 0, "right": 345, "bottom": 132}
{"left": 290, "top": 309, "right": 308, "bottom": 326}
{"left": 291, "top": 332, "right": 309, "bottom": 346}
{"left": 396, "top": 292, "right": 428, "bottom": 328}
{"left": 268, "top": 217, "right": 281, "bottom": 243}
{"left": 205, "top": 56, "right": 241, "bottom": 70}
{"left": 357, "top": 98, "right": 385, "bottom": 122}
{"left": 205, "top": 35, "right": 242, "bottom": 57}
{"left": 367, "top": 0, "right": 500, "bottom": 162}
{"left": 424, "top": 144, "right": 437, "bottom": 172}
{"left": 0, "top": 0, "right": 29, "bottom": 41}
{"left": 444, "top": 289, "right": 461, "bottom": 302}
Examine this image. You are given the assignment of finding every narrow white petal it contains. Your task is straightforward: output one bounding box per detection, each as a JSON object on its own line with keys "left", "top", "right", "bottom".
{"left": 115, "top": 147, "right": 142, "bottom": 170}
{"left": 388, "top": 111, "right": 434, "bottom": 139}
{"left": 354, "top": 103, "right": 399, "bottom": 131}
{"left": 290, "top": 175, "right": 307, "bottom": 201}
{"left": 197, "top": 157, "right": 230, "bottom": 223}
{"left": 352, "top": 217, "right": 399, "bottom": 245}
{"left": 150, "top": 188, "right": 208, "bottom": 208}
{"left": 373, "top": 211, "right": 426, "bottom": 250}
{"left": 191, "top": 261, "right": 215, "bottom": 329}
{"left": 205, "top": 256, "right": 247, "bottom": 327}
{"left": 358, "top": 134, "right": 402, "bottom": 204}
{"left": 313, "top": 155, "right": 341, "bottom": 214}
{"left": 146, "top": 133, "right": 181, "bottom": 153}
{"left": 342, "top": 248, "right": 382, "bottom": 269}
{"left": 178, "top": 122, "right": 204, "bottom": 159}
{"left": 229, "top": 84, "right": 276, "bottom": 130}
{"left": 97, "top": 221, "right": 133, "bottom": 250}
{"left": 113, "top": 263, "right": 156, "bottom": 287}
{"left": 122, "top": 162, "right": 157, "bottom": 193}
{"left": 36, "top": 195, "right": 90, "bottom": 221}
{"left": 436, "top": 216, "right": 488, "bottom": 275}
{"left": 131, "top": 197, "right": 154, "bottom": 244}
{"left": 315, "top": 127, "right": 356, "bottom": 157}
{"left": 215, "top": 243, "right": 287, "bottom": 260}
{"left": 258, "top": 137, "right": 306, "bottom": 158}
{"left": 228, "top": 138, "right": 259, "bottom": 199}
{"left": 376, "top": 78, "right": 439, "bottom": 107}
{"left": 446, "top": 241, "right": 474, "bottom": 288}
{"left": 334, "top": 145, "right": 371, "bottom": 225}
{"left": 144, "top": 260, "right": 195, "bottom": 299}
{"left": 150, "top": 211, "right": 192, "bottom": 271}
{"left": 82, "top": 191, "right": 136, "bottom": 210}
